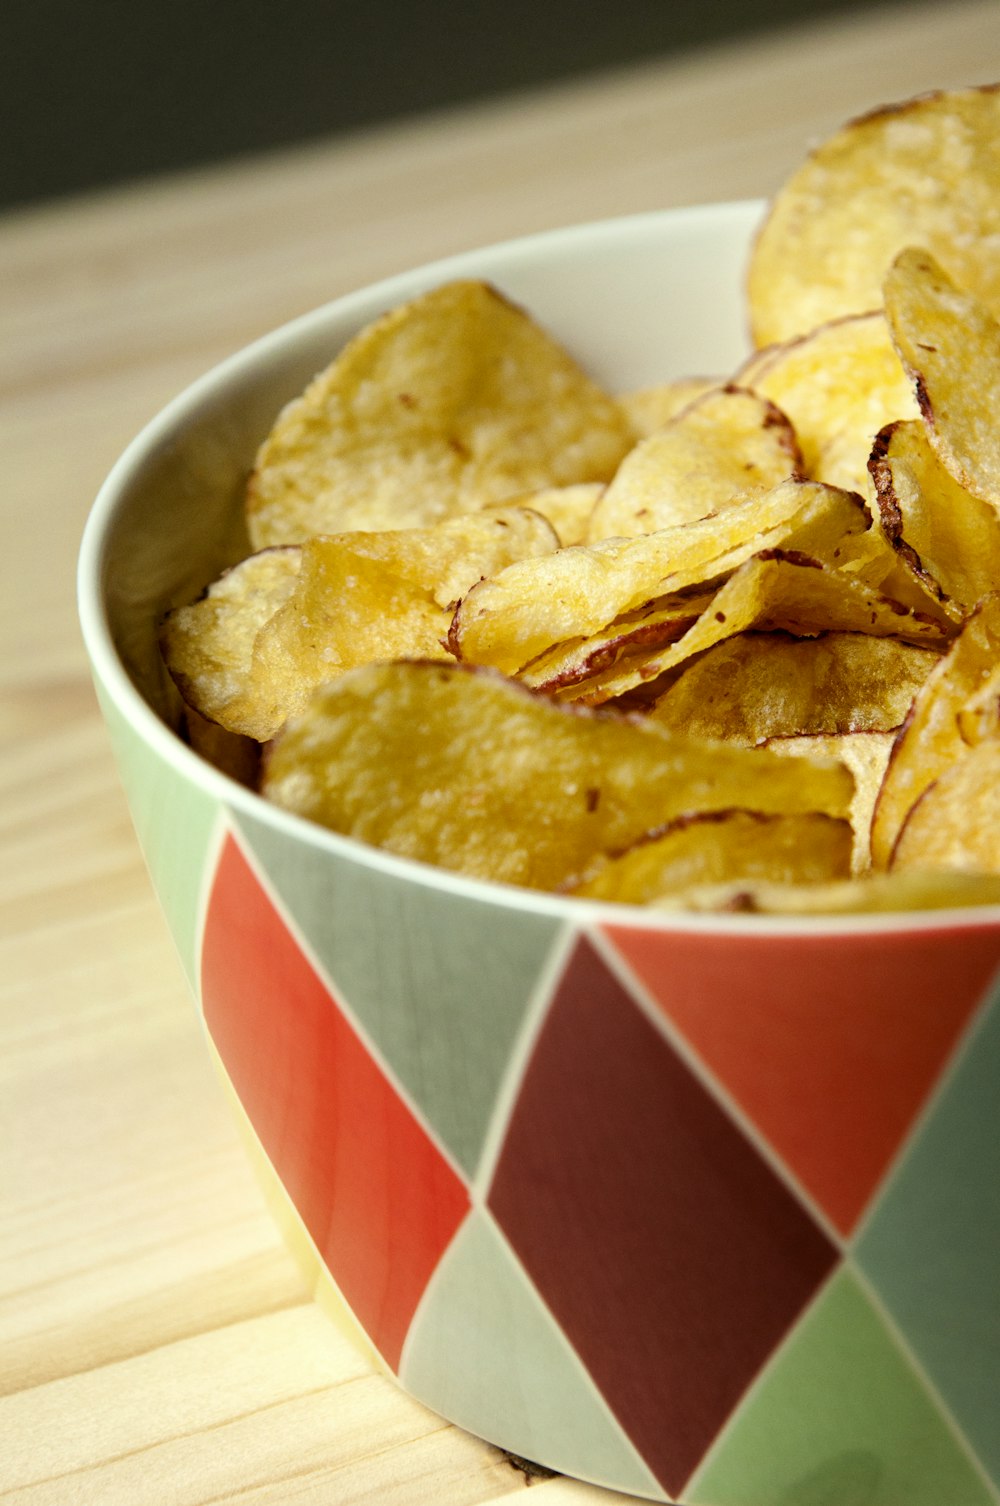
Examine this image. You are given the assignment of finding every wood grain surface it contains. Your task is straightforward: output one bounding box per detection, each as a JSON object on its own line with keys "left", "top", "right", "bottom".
{"left": 2, "top": 4, "right": 998, "bottom": 1500}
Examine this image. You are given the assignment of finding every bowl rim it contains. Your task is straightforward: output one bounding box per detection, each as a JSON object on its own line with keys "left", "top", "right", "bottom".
{"left": 78, "top": 202, "right": 1000, "bottom": 939}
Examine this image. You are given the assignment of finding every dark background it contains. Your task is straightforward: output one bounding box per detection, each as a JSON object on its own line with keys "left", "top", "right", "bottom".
{"left": 4, "top": 0, "right": 889, "bottom": 211}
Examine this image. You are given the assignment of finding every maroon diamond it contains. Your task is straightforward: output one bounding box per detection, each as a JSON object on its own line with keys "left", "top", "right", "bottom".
{"left": 487, "top": 936, "right": 837, "bottom": 1495}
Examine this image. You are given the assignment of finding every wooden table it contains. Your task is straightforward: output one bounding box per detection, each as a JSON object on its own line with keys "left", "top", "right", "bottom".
{"left": 3, "top": 4, "right": 998, "bottom": 1499}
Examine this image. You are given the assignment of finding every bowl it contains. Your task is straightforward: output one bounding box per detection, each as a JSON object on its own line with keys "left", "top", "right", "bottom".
{"left": 78, "top": 202, "right": 1000, "bottom": 1506}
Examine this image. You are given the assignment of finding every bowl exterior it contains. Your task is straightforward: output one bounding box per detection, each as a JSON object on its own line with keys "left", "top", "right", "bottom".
{"left": 81, "top": 205, "right": 1000, "bottom": 1506}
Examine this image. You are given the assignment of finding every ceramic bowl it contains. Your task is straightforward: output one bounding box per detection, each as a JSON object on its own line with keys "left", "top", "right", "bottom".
{"left": 78, "top": 202, "right": 1000, "bottom": 1506}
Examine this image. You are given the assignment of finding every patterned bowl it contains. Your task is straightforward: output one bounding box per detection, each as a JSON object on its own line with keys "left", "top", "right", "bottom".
{"left": 78, "top": 202, "right": 1000, "bottom": 1506}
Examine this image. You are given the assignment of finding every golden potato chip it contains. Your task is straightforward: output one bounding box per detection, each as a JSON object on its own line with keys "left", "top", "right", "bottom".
{"left": 617, "top": 377, "right": 724, "bottom": 437}
{"left": 252, "top": 506, "right": 560, "bottom": 736}
{"left": 451, "top": 479, "right": 870, "bottom": 676}
{"left": 956, "top": 670, "right": 1000, "bottom": 747}
{"left": 532, "top": 549, "right": 946, "bottom": 703}
{"left": 246, "top": 280, "right": 634, "bottom": 546}
{"left": 750, "top": 313, "right": 918, "bottom": 495}
{"left": 870, "top": 593, "right": 1000, "bottom": 869}
{"left": 588, "top": 386, "right": 801, "bottom": 541}
{"left": 649, "top": 630, "right": 938, "bottom": 743}
{"left": 516, "top": 591, "right": 716, "bottom": 696}
{"left": 318, "top": 505, "right": 559, "bottom": 608}
{"left": 748, "top": 84, "right": 1000, "bottom": 346}
{"left": 249, "top": 547, "right": 452, "bottom": 739}
{"left": 838, "top": 524, "right": 963, "bottom": 631}
{"left": 494, "top": 483, "right": 604, "bottom": 547}
{"left": 883, "top": 247, "right": 1000, "bottom": 512}
{"left": 891, "top": 739, "right": 1000, "bottom": 874}
{"left": 262, "top": 662, "right": 854, "bottom": 891}
{"left": 161, "top": 546, "right": 302, "bottom": 732}
{"left": 766, "top": 730, "right": 896, "bottom": 874}
{"left": 868, "top": 419, "right": 1000, "bottom": 611}
{"left": 565, "top": 809, "right": 851, "bottom": 904}
{"left": 167, "top": 508, "right": 558, "bottom": 741}
{"left": 668, "top": 870, "right": 1000, "bottom": 916}
{"left": 165, "top": 98, "right": 1000, "bottom": 918}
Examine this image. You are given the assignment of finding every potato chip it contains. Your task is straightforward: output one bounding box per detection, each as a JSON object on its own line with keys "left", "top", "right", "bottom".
{"left": 766, "top": 730, "right": 896, "bottom": 874}
{"left": 494, "top": 483, "right": 604, "bottom": 547}
{"left": 883, "top": 247, "right": 1000, "bottom": 512}
{"left": 532, "top": 549, "right": 946, "bottom": 703}
{"left": 870, "top": 593, "right": 1000, "bottom": 869}
{"left": 250, "top": 507, "right": 558, "bottom": 736}
{"left": 748, "top": 84, "right": 1000, "bottom": 346}
{"left": 587, "top": 386, "right": 801, "bottom": 541}
{"left": 161, "top": 546, "right": 301, "bottom": 732}
{"left": 516, "top": 591, "right": 716, "bottom": 695}
{"left": 263, "top": 662, "right": 854, "bottom": 891}
{"left": 451, "top": 479, "right": 870, "bottom": 675}
{"left": 164, "top": 91, "right": 1000, "bottom": 917}
{"left": 246, "top": 280, "right": 634, "bottom": 546}
{"left": 868, "top": 419, "right": 1000, "bottom": 611}
{"left": 750, "top": 313, "right": 918, "bottom": 495}
{"left": 649, "top": 630, "right": 938, "bottom": 743}
{"left": 565, "top": 809, "right": 851, "bottom": 904}
{"left": 891, "top": 739, "right": 1000, "bottom": 874}
{"left": 317, "top": 505, "right": 559, "bottom": 608}
{"left": 249, "top": 548, "right": 452, "bottom": 739}
{"left": 165, "top": 507, "right": 558, "bottom": 740}
{"left": 668, "top": 870, "right": 1000, "bottom": 916}
{"left": 618, "top": 377, "right": 721, "bottom": 436}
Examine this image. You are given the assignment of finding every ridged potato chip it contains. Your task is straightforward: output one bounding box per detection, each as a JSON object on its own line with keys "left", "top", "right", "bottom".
{"left": 892, "top": 739, "right": 1000, "bottom": 874}
{"left": 883, "top": 247, "right": 1000, "bottom": 512}
{"left": 748, "top": 83, "right": 1000, "bottom": 346}
{"left": 870, "top": 593, "right": 1000, "bottom": 869}
{"left": 263, "top": 662, "right": 854, "bottom": 892}
{"left": 161, "top": 546, "right": 302, "bottom": 733}
{"left": 246, "top": 280, "right": 634, "bottom": 546}
{"left": 649, "top": 630, "right": 938, "bottom": 743}
{"left": 451, "top": 479, "right": 870, "bottom": 676}
{"left": 588, "top": 385, "right": 801, "bottom": 541}
{"left": 618, "top": 377, "right": 721, "bottom": 436}
{"left": 750, "top": 312, "right": 918, "bottom": 495}
{"left": 565, "top": 809, "right": 852, "bottom": 904}
{"left": 868, "top": 419, "right": 1000, "bottom": 611}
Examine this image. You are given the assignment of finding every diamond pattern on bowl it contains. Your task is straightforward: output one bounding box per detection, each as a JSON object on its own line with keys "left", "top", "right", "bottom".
{"left": 605, "top": 922, "right": 1000, "bottom": 1237}
{"left": 685, "top": 1267, "right": 997, "bottom": 1506}
{"left": 855, "top": 981, "right": 1000, "bottom": 1486}
{"left": 487, "top": 934, "right": 838, "bottom": 1497}
{"left": 200, "top": 830, "right": 470, "bottom": 1371}
{"left": 230, "top": 804, "right": 565, "bottom": 1178}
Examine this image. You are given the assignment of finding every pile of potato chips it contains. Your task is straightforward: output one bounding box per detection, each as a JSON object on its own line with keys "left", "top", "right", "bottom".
{"left": 162, "top": 83, "right": 1000, "bottom": 913}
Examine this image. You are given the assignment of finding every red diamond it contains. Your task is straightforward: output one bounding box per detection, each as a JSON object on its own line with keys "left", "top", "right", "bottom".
{"left": 605, "top": 921, "right": 1000, "bottom": 1236}
{"left": 200, "top": 833, "right": 469, "bottom": 1370}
